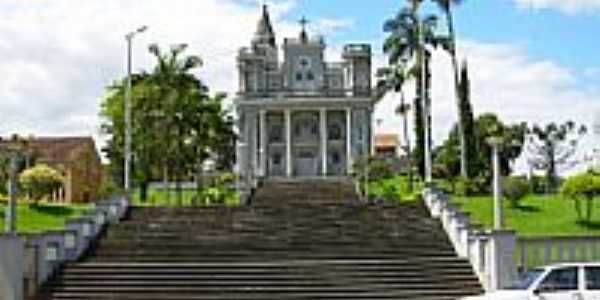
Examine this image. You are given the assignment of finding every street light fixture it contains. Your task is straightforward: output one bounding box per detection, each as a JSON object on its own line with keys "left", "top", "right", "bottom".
{"left": 124, "top": 25, "right": 148, "bottom": 198}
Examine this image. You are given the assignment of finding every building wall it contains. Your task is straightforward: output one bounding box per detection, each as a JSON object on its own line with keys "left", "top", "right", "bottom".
{"left": 44, "top": 142, "right": 102, "bottom": 203}
{"left": 68, "top": 143, "right": 102, "bottom": 203}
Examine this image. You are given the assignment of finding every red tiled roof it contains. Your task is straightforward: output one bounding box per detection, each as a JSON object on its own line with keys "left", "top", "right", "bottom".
{"left": 374, "top": 134, "right": 399, "bottom": 148}
{"left": 0, "top": 136, "right": 97, "bottom": 164}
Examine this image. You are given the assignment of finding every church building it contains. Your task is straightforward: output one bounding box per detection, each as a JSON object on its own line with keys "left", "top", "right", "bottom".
{"left": 235, "top": 5, "right": 373, "bottom": 189}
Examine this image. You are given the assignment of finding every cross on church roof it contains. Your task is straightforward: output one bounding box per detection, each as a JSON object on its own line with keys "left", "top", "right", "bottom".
{"left": 299, "top": 16, "right": 309, "bottom": 31}
{"left": 299, "top": 16, "right": 309, "bottom": 42}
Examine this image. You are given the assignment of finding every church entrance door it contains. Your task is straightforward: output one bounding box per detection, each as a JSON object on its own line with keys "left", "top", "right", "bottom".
{"left": 291, "top": 111, "right": 320, "bottom": 177}
{"left": 294, "top": 148, "right": 318, "bottom": 177}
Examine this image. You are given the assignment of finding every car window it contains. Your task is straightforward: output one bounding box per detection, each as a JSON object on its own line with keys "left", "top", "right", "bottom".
{"left": 508, "top": 269, "right": 544, "bottom": 290}
{"left": 540, "top": 267, "right": 579, "bottom": 292}
{"left": 585, "top": 267, "right": 600, "bottom": 290}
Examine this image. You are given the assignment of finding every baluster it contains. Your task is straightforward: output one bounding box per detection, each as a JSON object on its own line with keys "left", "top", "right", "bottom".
{"left": 568, "top": 242, "right": 576, "bottom": 262}
{"left": 581, "top": 240, "right": 588, "bottom": 261}
{"left": 520, "top": 241, "right": 527, "bottom": 273}
{"left": 534, "top": 242, "right": 542, "bottom": 267}
{"left": 557, "top": 240, "right": 564, "bottom": 261}
{"left": 544, "top": 240, "right": 552, "bottom": 265}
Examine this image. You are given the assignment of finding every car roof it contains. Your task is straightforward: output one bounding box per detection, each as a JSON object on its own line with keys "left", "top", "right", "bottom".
{"left": 544, "top": 262, "right": 600, "bottom": 269}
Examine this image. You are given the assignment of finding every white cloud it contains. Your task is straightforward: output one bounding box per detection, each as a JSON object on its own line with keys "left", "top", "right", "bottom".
{"left": 513, "top": 0, "right": 600, "bottom": 13}
{"left": 1, "top": 0, "right": 598, "bottom": 174}
{"left": 0, "top": 0, "right": 353, "bottom": 154}
{"left": 374, "top": 40, "right": 600, "bottom": 174}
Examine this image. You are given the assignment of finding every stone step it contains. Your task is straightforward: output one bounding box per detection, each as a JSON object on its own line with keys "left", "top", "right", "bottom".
{"left": 42, "top": 290, "right": 479, "bottom": 300}
{"left": 58, "top": 273, "right": 479, "bottom": 281}
{"left": 36, "top": 180, "right": 480, "bottom": 300}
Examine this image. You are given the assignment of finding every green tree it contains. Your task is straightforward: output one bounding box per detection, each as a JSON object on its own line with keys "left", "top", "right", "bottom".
{"left": 561, "top": 172, "right": 600, "bottom": 224}
{"left": 383, "top": 3, "right": 447, "bottom": 180}
{"left": 473, "top": 114, "right": 526, "bottom": 182}
{"left": 101, "top": 73, "right": 161, "bottom": 202}
{"left": 100, "top": 43, "right": 234, "bottom": 205}
{"left": 528, "top": 121, "right": 587, "bottom": 192}
{"left": 19, "top": 164, "right": 63, "bottom": 202}
{"left": 432, "top": 0, "right": 468, "bottom": 178}
{"left": 376, "top": 62, "right": 413, "bottom": 191}
{"left": 435, "top": 113, "right": 526, "bottom": 190}
{"left": 0, "top": 134, "right": 34, "bottom": 195}
{"left": 147, "top": 43, "right": 205, "bottom": 205}
{"left": 458, "top": 60, "right": 476, "bottom": 177}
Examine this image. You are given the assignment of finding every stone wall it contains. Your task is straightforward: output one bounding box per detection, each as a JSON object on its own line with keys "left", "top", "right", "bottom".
{"left": 0, "top": 196, "right": 129, "bottom": 300}
{"left": 423, "top": 188, "right": 518, "bottom": 291}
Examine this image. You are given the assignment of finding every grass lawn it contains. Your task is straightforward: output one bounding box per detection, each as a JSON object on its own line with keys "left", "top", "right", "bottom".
{"left": 132, "top": 188, "right": 241, "bottom": 207}
{"left": 368, "top": 176, "right": 423, "bottom": 203}
{"left": 453, "top": 194, "right": 600, "bottom": 237}
{"left": 0, "top": 202, "right": 93, "bottom": 233}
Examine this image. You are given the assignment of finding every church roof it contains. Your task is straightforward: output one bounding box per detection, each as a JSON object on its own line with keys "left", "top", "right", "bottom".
{"left": 374, "top": 134, "right": 399, "bottom": 149}
{"left": 0, "top": 136, "right": 99, "bottom": 165}
{"left": 253, "top": 5, "right": 276, "bottom": 47}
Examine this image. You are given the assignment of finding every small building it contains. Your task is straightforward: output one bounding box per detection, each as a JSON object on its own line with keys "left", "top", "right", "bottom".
{"left": 374, "top": 133, "right": 400, "bottom": 158}
{"left": 235, "top": 5, "right": 374, "bottom": 192}
{"left": 0, "top": 136, "right": 103, "bottom": 203}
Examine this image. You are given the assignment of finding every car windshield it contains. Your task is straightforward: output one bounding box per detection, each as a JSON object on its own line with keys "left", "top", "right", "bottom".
{"left": 507, "top": 269, "right": 545, "bottom": 290}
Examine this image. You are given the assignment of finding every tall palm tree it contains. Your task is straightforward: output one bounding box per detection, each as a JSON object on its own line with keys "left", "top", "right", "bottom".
{"left": 148, "top": 43, "right": 203, "bottom": 205}
{"left": 383, "top": 2, "right": 445, "bottom": 183}
{"left": 384, "top": 6, "right": 423, "bottom": 179}
{"left": 432, "top": 0, "right": 468, "bottom": 178}
{"left": 376, "top": 62, "right": 414, "bottom": 191}
{"left": 396, "top": 96, "right": 413, "bottom": 191}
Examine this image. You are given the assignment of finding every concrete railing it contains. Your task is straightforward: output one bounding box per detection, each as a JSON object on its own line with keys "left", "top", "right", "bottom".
{"left": 0, "top": 195, "right": 130, "bottom": 300}
{"left": 423, "top": 188, "right": 518, "bottom": 292}
{"left": 516, "top": 236, "right": 600, "bottom": 272}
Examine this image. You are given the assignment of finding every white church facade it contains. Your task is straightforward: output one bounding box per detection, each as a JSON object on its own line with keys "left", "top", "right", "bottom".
{"left": 235, "top": 5, "right": 374, "bottom": 189}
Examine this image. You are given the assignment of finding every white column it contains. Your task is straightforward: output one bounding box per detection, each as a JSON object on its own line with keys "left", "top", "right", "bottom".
{"left": 488, "top": 230, "right": 517, "bottom": 291}
{"left": 251, "top": 112, "right": 258, "bottom": 179}
{"left": 320, "top": 108, "right": 327, "bottom": 176}
{"left": 346, "top": 108, "right": 352, "bottom": 174}
{"left": 0, "top": 234, "right": 24, "bottom": 300}
{"left": 369, "top": 108, "right": 375, "bottom": 156}
{"left": 285, "top": 109, "right": 292, "bottom": 177}
{"left": 491, "top": 140, "right": 504, "bottom": 230}
{"left": 259, "top": 109, "right": 267, "bottom": 177}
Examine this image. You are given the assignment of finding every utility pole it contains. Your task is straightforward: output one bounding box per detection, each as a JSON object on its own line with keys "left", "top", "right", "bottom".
{"left": 124, "top": 26, "right": 148, "bottom": 199}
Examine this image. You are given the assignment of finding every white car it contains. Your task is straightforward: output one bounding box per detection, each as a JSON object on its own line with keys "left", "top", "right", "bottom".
{"left": 462, "top": 262, "right": 600, "bottom": 300}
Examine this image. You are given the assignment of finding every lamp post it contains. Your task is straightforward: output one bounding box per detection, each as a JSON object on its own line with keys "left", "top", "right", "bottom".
{"left": 124, "top": 25, "right": 147, "bottom": 198}
{"left": 487, "top": 136, "right": 504, "bottom": 230}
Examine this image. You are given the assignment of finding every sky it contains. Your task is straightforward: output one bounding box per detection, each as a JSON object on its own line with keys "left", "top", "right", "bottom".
{"left": 0, "top": 0, "right": 599, "bottom": 173}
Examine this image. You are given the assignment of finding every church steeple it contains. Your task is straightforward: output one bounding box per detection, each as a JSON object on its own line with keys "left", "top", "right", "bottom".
{"left": 253, "top": 4, "right": 276, "bottom": 47}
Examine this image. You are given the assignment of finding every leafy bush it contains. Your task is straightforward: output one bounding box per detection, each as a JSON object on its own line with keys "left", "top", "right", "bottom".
{"left": 216, "top": 172, "right": 236, "bottom": 186}
{"left": 561, "top": 172, "right": 600, "bottom": 222}
{"left": 381, "top": 183, "right": 398, "bottom": 201}
{"left": 19, "top": 164, "right": 63, "bottom": 202}
{"left": 353, "top": 157, "right": 395, "bottom": 182}
{"left": 98, "top": 178, "right": 121, "bottom": 199}
{"left": 529, "top": 175, "right": 548, "bottom": 194}
{"left": 455, "top": 177, "right": 477, "bottom": 197}
{"left": 503, "top": 177, "right": 530, "bottom": 208}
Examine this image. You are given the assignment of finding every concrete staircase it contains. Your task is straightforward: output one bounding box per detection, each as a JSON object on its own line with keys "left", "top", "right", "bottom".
{"left": 36, "top": 179, "right": 482, "bottom": 299}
